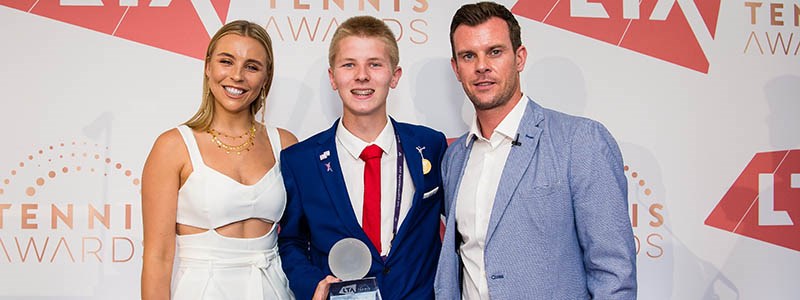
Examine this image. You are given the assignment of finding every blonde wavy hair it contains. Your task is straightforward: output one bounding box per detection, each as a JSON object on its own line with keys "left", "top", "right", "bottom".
{"left": 184, "top": 20, "right": 274, "bottom": 131}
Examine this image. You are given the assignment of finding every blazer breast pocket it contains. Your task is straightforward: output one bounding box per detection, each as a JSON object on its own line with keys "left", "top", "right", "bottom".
{"left": 423, "top": 186, "right": 440, "bottom": 199}
{"left": 517, "top": 184, "right": 558, "bottom": 199}
{"left": 516, "top": 184, "right": 572, "bottom": 229}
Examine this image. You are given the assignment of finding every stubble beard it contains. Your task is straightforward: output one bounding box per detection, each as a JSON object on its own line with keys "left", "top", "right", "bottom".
{"left": 466, "top": 77, "right": 519, "bottom": 112}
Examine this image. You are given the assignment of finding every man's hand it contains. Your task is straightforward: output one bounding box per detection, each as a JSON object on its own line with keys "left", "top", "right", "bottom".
{"left": 312, "top": 275, "right": 341, "bottom": 300}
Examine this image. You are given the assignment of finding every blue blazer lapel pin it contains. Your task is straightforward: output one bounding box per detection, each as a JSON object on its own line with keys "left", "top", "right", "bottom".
{"left": 416, "top": 146, "right": 431, "bottom": 175}
{"left": 320, "top": 150, "right": 333, "bottom": 172}
{"left": 319, "top": 150, "right": 330, "bottom": 161}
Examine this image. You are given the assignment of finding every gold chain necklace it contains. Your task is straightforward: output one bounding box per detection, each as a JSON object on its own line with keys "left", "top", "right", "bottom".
{"left": 207, "top": 123, "right": 257, "bottom": 155}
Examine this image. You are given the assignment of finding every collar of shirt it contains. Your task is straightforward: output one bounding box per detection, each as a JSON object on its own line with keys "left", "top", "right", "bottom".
{"left": 466, "top": 94, "right": 528, "bottom": 149}
{"left": 336, "top": 117, "right": 395, "bottom": 161}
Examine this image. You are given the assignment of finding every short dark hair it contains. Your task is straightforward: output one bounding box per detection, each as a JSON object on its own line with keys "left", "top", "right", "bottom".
{"left": 449, "top": 2, "right": 522, "bottom": 59}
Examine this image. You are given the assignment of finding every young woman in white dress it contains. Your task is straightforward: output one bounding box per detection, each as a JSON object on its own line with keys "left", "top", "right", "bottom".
{"left": 141, "top": 20, "right": 297, "bottom": 300}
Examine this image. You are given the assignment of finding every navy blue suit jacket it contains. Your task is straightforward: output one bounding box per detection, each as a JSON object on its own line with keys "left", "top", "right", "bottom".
{"left": 279, "top": 118, "right": 447, "bottom": 300}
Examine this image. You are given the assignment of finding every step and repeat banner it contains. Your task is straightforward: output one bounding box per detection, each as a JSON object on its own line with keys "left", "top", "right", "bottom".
{"left": 1, "top": 0, "right": 798, "bottom": 299}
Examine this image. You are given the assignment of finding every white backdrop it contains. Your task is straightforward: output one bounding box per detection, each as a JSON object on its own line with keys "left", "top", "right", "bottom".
{"left": 1, "top": 0, "right": 798, "bottom": 299}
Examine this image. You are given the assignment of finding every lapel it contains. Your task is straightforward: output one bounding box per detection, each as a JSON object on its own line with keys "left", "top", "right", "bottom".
{"left": 448, "top": 135, "right": 475, "bottom": 223}
{"left": 440, "top": 133, "right": 473, "bottom": 289}
{"left": 388, "top": 119, "right": 424, "bottom": 247}
{"left": 315, "top": 119, "right": 371, "bottom": 244}
{"left": 393, "top": 119, "right": 425, "bottom": 209}
{"left": 485, "top": 99, "right": 544, "bottom": 244}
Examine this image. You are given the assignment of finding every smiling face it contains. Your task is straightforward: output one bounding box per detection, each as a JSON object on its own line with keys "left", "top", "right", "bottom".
{"left": 204, "top": 34, "right": 269, "bottom": 116}
{"left": 451, "top": 17, "right": 526, "bottom": 112}
{"left": 329, "top": 35, "right": 402, "bottom": 119}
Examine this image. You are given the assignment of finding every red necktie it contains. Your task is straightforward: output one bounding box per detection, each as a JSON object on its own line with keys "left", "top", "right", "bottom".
{"left": 360, "top": 144, "right": 383, "bottom": 253}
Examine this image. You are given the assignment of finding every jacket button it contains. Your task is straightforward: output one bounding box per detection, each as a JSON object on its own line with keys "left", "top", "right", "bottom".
{"left": 383, "top": 267, "right": 390, "bottom": 275}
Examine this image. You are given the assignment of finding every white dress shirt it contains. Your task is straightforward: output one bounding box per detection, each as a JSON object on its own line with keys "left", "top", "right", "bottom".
{"left": 336, "top": 119, "right": 415, "bottom": 257}
{"left": 456, "top": 95, "right": 527, "bottom": 300}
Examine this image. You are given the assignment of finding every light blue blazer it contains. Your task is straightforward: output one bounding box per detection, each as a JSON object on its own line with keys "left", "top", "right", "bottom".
{"left": 434, "top": 98, "right": 637, "bottom": 299}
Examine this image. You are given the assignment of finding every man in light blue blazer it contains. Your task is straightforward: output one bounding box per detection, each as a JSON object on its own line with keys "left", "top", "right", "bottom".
{"left": 279, "top": 16, "right": 447, "bottom": 300}
{"left": 434, "top": 2, "right": 637, "bottom": 299}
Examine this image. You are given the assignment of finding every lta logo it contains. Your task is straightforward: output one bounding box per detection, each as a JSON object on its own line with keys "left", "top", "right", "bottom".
{"left": 705, "top": 150, "right": 800, "bottom": 252}
{"left": 0, "top": 0, "right": 232, "bottom": 59}
{"left": 0, "top": 0, "right": 432, "bottom": 59}
{"left": 512, "top": 0, "right": 721, "bottom": 73}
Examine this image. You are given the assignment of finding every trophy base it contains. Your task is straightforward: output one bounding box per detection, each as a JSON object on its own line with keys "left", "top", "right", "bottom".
{"left": 329, "top": 277, "right": 381, "bottom": 300}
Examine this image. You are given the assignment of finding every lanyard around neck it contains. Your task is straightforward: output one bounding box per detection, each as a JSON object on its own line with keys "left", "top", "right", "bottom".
{"left": 391, "top": 128, "right": 404, "bottom": 240}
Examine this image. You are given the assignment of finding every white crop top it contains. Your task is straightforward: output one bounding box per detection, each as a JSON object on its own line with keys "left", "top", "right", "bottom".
{"left": 175, "top": 125, "right": 287, "bottom": 229}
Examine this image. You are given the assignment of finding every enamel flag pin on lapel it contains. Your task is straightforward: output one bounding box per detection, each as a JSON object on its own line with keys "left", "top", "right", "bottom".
{"left": 416, "top": 146, "right": 431, "bottom": 175}
{"left": 319, "top": 150, "right": 330, "bottom": 161}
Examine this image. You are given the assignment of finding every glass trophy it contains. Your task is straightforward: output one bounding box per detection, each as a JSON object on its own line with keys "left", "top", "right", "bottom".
{"left": 328, "top": 238, "right": 381, "bottom": 300}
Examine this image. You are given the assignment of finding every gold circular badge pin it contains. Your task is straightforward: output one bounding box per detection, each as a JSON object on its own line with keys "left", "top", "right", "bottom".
{"left": 422, "top": 158, "right": 432, "bottom": 175}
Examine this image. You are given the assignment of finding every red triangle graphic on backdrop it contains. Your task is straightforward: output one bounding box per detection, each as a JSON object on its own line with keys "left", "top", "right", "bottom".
{"left": 212, "top": 0, "right": 231, "bottom": 24}
{"left": 115, "top": 2, "right": 210, "bottom": 59}
{"left": 511, "top": 0, "right": 720, "bottom": 73}
{"left": 705, "top": 150, "right": 800, "bottom": 252}
{"left": 1, "top": 1, "right": 233, "bottom": 60}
